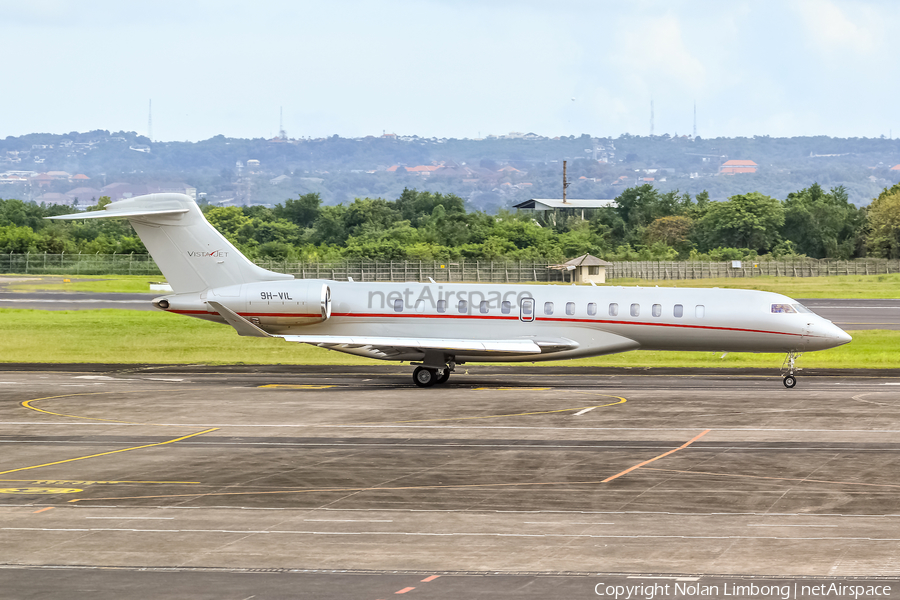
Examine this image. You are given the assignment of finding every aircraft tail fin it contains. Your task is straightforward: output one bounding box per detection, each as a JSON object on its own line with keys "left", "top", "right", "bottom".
{"left": 47, "top": 193, "right": 292, "bottom": 294}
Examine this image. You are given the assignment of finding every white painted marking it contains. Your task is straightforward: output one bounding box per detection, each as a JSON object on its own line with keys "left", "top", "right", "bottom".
{"left": 748, "top": 524, "right": 838, "bottom": 527}
{"left": 0, "top": 382, "right": 21, "bottom": 384}
{"left": 303, "top": 519, "right": 393, "bottom": 523}
{"left": 3, "top": 422, "right": 900, "bottom": 434}
{"left": 145, "top": 378, "right": 185, "bottom": 382}
{"left": 883, "top": 383, "right": 900, "bottom": 386}
{"left": 572, "top": 407, "right": 597, "bottom": 416}
{"left": 86, "top": 517, "right": 175, "bottom": 520}
{"left": 74, "top": 376, "right": 137, "bottom": 381}
{"left": 627, "top": 576, "right": 700, "bottom": 581}
{"left": 524, "top": 521, "right": 614, "bottom": 525}
{"left": 1, "top": 527, "right": 896, "bottom": 541}
{"left": 0, "top": 299, "right": 148, "bottom": 304}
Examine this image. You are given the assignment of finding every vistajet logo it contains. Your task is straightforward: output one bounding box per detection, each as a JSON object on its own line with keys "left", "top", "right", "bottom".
{"left": 188, "top": 250, "right": 229, "bottom": 258}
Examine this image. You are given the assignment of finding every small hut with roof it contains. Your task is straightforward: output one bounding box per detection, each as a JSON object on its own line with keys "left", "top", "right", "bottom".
{"left": 551, "top": 254, "right": 612, "bottom": 284}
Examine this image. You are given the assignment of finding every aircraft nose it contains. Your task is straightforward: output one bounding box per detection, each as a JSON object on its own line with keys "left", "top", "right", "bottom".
{"left": 822, "top": 321, "right": 852, "bottom": 347}
{"left": 835, "top": 327, "right": 852, "bottom": 346}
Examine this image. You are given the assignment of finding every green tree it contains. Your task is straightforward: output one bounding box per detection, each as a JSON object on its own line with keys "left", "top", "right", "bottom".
{"left": 205, "top": 206, "right": 253, "bottom": 247}
{"left": 612, "top": 185, "right": 692, "bottom": 245}
{"left": 645, "top": 215, "right": 693, "bottom": 253}
{"left": 696, "top": 192, "right": 784, "bottom": 253}
{"left": 866, "top": 183, "right": 900, "bottom": 258}
{"left": 273, "top": 193, "right": 322, "bottom": 228}
{"left": 782, "top": 184, "right": 864, "bottom": 258}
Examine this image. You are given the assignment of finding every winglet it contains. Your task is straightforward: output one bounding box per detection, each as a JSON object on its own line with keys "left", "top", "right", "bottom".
{"left": 206, "top": 301, "right": 272, "bottom": 338}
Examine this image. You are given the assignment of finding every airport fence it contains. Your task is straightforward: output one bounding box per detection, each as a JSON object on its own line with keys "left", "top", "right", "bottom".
{"left": 0, "top": 252, "right": 163, "bottom": 276}
{"left": 2, "top": 253, "right": 900, "bottom": 282}
{"left": 258, "top": 260, "right": 560, "bottom": 283}
{"left": 605, "top": 259, "right": 900, "bottom": 280}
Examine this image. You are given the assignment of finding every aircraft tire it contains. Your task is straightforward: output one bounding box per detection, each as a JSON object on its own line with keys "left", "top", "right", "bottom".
{"left": 783, "top": 375, "right": 797, "bottom": 388}
{"left": 413, "top": 367, "right": 437, "bottom": 387}
{"left": 436, "top": 369, "right": 450, "bottom": 384}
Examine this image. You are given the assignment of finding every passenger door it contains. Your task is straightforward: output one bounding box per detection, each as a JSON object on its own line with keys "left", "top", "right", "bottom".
{"left": 520, "top": 297, "right": 535, "bottom": 322}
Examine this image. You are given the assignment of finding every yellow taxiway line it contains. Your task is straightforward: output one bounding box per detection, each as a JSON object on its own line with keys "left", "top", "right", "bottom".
{"left": 0, "top": 428, "right": 218, "bottom": 477}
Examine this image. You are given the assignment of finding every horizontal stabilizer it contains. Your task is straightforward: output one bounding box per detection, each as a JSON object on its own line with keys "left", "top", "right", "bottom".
{"left": 47, "top": 208, "right": 189, "bottom": 220}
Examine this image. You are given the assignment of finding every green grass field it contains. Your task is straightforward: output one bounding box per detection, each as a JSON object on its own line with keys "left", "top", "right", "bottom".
{"left": 3, "top": 273, "right": 899, "bottom": 299}
{"left": 607, "top": 273, "right": 900, "bottom": 299}
{"left": 0, "top": 308, "right": 894, "bottom": 369}
{"left": 3, "top": 274, "right": 165, "bottom": 294}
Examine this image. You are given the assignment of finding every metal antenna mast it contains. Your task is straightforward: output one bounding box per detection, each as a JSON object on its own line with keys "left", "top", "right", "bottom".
{"left": 693, "top": 101, "right": 697, "bottom": 138}
{"left": 278, "top": 106, "right": 287, "bottom": 140}
{"left": 148, "top": 99, "right": 153, "bottom": 142}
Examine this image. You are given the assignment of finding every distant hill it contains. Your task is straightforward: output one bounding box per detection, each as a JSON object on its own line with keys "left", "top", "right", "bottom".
{"left": 2, "top": 130, "right": 898, "bottom": 208}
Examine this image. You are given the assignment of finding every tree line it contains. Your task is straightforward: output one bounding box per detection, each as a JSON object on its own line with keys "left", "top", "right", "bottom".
{"left": 1, "top": 183, "right": 899, "bottom": 262}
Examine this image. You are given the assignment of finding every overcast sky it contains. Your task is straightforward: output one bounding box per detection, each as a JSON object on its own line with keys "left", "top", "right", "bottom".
{"left": 2, "top": 0, "right": 898, "bottom": 142}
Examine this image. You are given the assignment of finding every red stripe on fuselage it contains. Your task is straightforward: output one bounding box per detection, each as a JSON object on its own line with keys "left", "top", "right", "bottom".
{"left": 169, "top": 308, "right": 806, "bottom": 338}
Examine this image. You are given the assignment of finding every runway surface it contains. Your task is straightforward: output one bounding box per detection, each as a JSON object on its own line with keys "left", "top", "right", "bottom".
{"left": 1, "top": 365, "right": 899, "bottom": 598}
{"left": 0, "top": 291, "right": 157, "bottom": 310}
{"left": 1, "top": 292, "right": 898, "bottom": 329}
{"left": 799, "top": 298, "right": 900, "bottom": 330}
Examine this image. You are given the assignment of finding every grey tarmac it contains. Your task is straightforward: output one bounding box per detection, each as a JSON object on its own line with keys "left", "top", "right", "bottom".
{"left": 1, "top": 365, "right": 900, "bottom": 598}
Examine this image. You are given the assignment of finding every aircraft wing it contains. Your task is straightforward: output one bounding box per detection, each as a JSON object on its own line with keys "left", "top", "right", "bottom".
{"left": 205, "top": 300, "right": 578, "bottom": 357}
{"left": 279, "top": 334, "right": 567, "bottom": 354}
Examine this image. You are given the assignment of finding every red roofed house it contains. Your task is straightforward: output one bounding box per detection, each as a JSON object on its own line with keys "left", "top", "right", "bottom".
{"left": 720, "top": 159, "right": 758, "bottom": 174}
{"left": 386, "top": 165, "right": 443, "bottom": 174}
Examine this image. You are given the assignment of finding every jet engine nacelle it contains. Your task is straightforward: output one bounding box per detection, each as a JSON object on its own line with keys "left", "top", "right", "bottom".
{"left": 238, "top": 280, "right": 331, "bottom": 327}
{"left": 153, "top": 281, "right": 331, "bottom": 329}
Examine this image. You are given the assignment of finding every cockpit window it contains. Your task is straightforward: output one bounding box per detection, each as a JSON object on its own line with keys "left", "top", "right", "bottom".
{"left": 771, "top": 303, "right": 797, "bottom": 314}
{"left": 792, "top": 304, "right": 813, "bottom": 314}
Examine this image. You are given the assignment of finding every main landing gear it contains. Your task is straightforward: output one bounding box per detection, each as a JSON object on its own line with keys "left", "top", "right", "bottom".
{"left": 412, "top": 360, "right": 455, "bottom": 388}
{"left": 782, "top": 351, "right": 802, "bottom": 388}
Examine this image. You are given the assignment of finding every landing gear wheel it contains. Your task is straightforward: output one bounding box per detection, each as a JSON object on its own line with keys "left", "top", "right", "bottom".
{"left": 783, "top": 375, "right": 797, "bottom": 389}
{"left": 436, "top": 369, "right": 450, "bottom": 384}
{"left": 413, "top": 366, "right": 437, "bottom": 387}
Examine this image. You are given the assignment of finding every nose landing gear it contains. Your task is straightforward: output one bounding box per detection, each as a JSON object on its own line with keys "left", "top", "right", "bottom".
{"left": 782, "top": 351, "right": 802, "bottom": 388}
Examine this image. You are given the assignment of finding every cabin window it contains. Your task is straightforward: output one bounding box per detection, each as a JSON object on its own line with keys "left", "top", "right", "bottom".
{"left": 695, "top": 305, "right": 705, "bottom": 318}
{"left": 458, "top": 300, "right": 467, "bottom": 313}
{"left": 630, "top": 303, "right": 640, "bottom": 317}
{"left": 566, "top": 302, "right": 575, "bottom": 316}
{"left": 673, "top": 304, "right": 683, "bottom": 318}
{"left": 501, "top": 300, "right": 511, "bottom": 314}
{"left": 609, "top": 303, "right": 618, "bottom": 317}
{"left": 415, "top": 300, "right": 425, "bottom": 314}
{"left": 652, "top": 303, "right": 662, "bottom": 317}
{"left": 588, "top": 266, "right": 600, "bottom": 275}
{"left": 771, "top": 303, "right": 797, "bottom": 314}
{"left": 544, "top": 302, "right": 554, "bottom": 315}
{"left": 793, "top": 303, "right": 813, "bottom": 313}
{"left": 437, "top": 299, "right": 447, "bottom": 313}
{"left": 393, "top": 299, "right": 403, "bottom": 312}
{"left": 587, "top": 302, "right": 597, "bottom": 316}
{"left": 480, "top": 300, "right": 489, "bottom": 314}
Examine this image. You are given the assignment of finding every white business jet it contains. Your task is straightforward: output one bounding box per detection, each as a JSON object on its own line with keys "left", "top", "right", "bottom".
{"left": 49, "top": 194, "right": 851, "bottom": 388}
